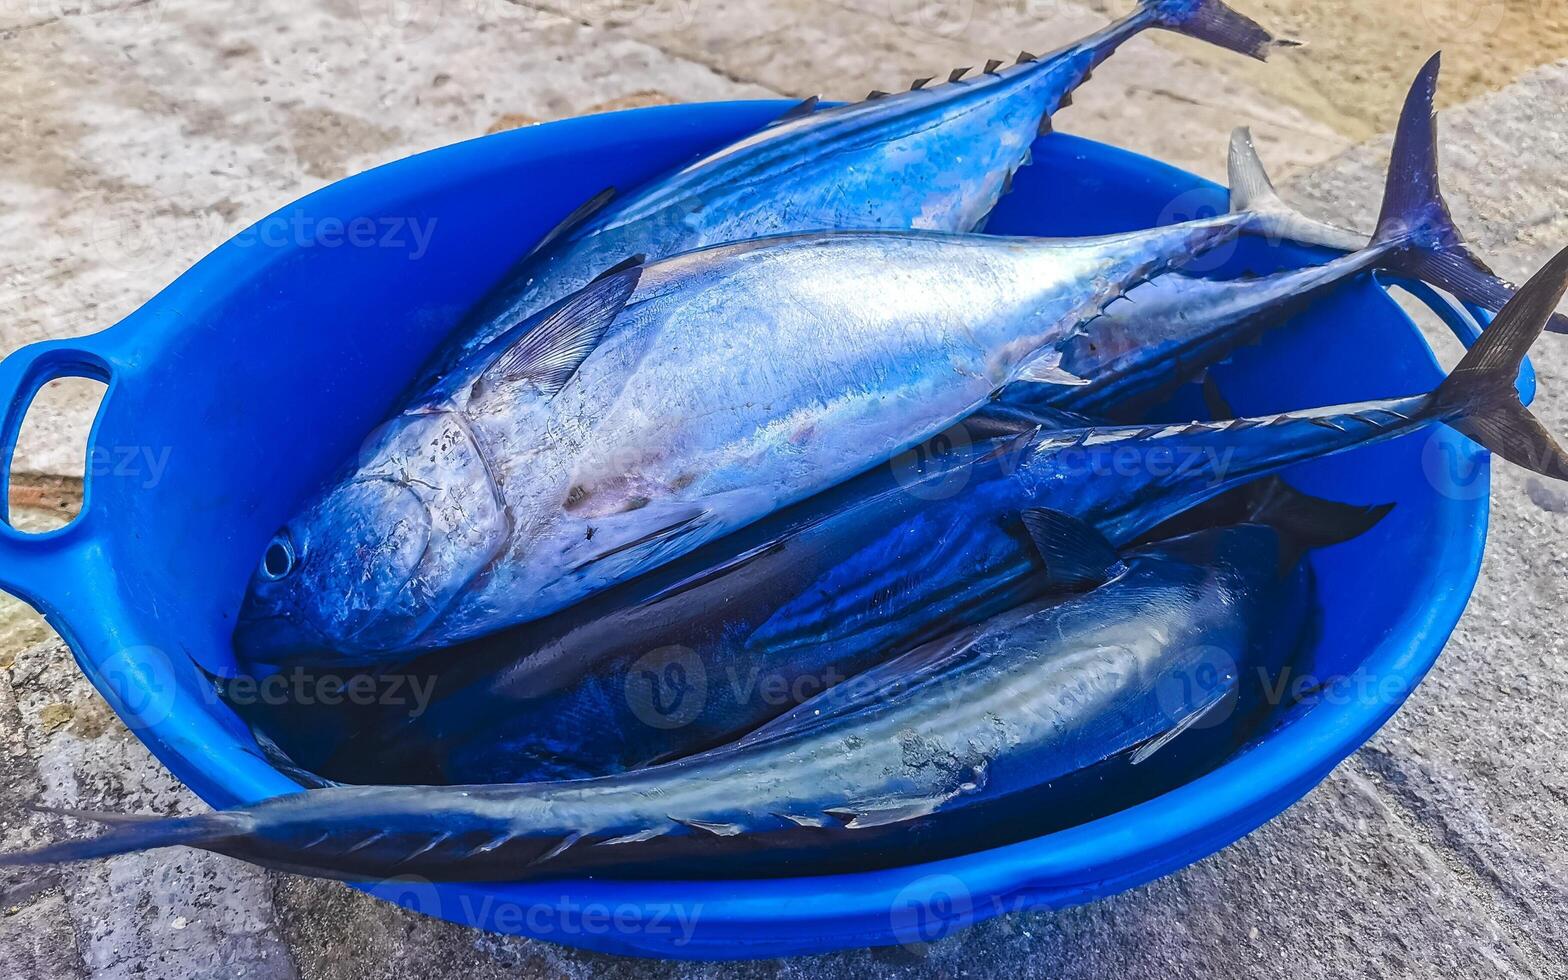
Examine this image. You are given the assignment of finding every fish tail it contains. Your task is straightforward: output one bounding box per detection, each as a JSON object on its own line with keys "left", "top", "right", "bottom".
{"left": 1366, "top": 54, "right": 1568, "bottom": 333}
{"left": 1227, "top": 127, "right": 1368, "bottom": 253}
{"left": 1, "top": 807, "right": 251, "bottom": 867}
{"left": 1428, "top": 244, "right": 1568, "bottom": 479}
{"left": 1043, "top": 0, "right": 1285, "bottom": 124}
{"left": 1135, "top": 0, "right": 1289, "bottom": 61}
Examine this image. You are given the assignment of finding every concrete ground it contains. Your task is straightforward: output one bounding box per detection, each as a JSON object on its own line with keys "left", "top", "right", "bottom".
{"left": 1, "top": 0, "right": 1566, "bottom": 976}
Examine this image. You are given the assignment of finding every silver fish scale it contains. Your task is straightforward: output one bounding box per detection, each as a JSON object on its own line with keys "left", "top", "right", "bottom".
{"left": 423, "top": 229, "right": 1223, "bottom": 646}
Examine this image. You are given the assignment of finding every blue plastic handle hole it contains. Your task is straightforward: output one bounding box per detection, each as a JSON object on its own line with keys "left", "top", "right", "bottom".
{"left": 5, "top": 377, "right": 106, "bottom": 533}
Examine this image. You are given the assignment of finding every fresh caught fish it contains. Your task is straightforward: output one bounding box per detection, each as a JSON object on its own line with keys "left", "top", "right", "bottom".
{"left": 0, "top": 512, "right": 1350, "bottom": 882}
{"left": 237, "top": 214, "right": 1261, "bottom": 663}
{"left": 1216, "top": 54, "right": 1568, "bottom": 336}
{"left": 419, "top": 0, "right": 1289, "bottom": 386}
{"left": 16, "top": 243, "right": 1568, "bottom": 871}
{"left": 426, "top": 51, "right": 1543, "bottom": 406}
{"left": 309, "top": 346, "right": 1372, "bottom": 780}
{"left": 1006, "top": 53, "right": 1568, "bottom": 421}
{"left": 307, "top": 236, "right": 1566, "bottom": 784}
{"left": 305, "top": 421, "right": 1345, "bottom": 784}
{"left": 236, "top": 82, "right": 1512, "bottom": 668}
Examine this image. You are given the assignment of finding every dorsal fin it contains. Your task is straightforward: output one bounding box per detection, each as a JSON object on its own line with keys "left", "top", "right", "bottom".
{"left": 948, "top": 66, "right": 972, "bottom": 82}
{"left": 866, "top": 89, "right": 891, "bottom": 100}
{"left": 1020, "top": 508, "right": 1126, "bottom": 591}
{"left": 983, "top": 58, "right": 1003, "bottom": 74}
{"left": 526, "top": 187, "right": 615, "bottom": 260}
{"left": 910, "top": 76, "right": 933, "bottom": 90}
{"left": 1016, "top": 50, "right": 1037, "bottom": 63}
{"left": 1227, "top": 127, "right": 1288, "bottom": 218}
{"left": 774, "top": 94, "right": 820, "bottom": 123}
{"left": 479, "top": 265, "right": 640, "bottom": 396}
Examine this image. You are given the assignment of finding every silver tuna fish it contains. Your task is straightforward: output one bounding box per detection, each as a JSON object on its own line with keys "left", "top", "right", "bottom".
{"left": 236, "top": 216, "right": 1249, "bottom": 662}
{"left": 12, "top": 242, "right": 1568, "bottom": 882}
{"left": 415, "top": 0, "right": 1287, "bottom": 385}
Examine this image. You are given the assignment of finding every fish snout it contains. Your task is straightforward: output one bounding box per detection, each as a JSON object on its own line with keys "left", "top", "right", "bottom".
{"left": 233, "top": 478, "right": 436, "bottom": 663}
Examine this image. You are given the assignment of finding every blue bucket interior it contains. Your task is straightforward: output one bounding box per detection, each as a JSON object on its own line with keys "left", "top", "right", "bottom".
{"left": 0, "top": 101, "right": 1495, "bottom": 959}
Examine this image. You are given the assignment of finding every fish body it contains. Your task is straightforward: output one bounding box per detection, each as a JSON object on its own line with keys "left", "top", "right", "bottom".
{"left": 1014, "top": 245, "right": 1384, "bottom": 421}
{"left": 17, "top": 520, "right": 1318, "bottom": 882}
{"left": 237, "top": 220, "right": 1244, "bottom": 663}
{"left": 330, "top": 234, "right": 1568, "bottom": 780}
{"left": 419, "top": 0, "right": 1281, "bottom": 384}
{"left": 13, "top": 238, "right": 1568, "bottom": 879}
{"left": 1004, "top": 54, "right": 1533, "bottom": 422}
{"left": 232, "top": 52, "right": 1519, "bottom": 665}
{"left": 326, "top": 379, "right": 1390, "bottom": 784}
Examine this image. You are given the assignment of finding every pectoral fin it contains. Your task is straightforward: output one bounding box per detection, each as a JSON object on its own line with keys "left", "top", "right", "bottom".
{"left": 480, "top": 263, "right": 641, "bottom": 396}
{"left": 528, "top": 187, "right": 616, "bottom": 259}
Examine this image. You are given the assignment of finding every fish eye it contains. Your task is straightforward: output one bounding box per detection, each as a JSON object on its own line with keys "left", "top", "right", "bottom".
{"left": 260, "top": 532, "right": 297, "bottom": 581}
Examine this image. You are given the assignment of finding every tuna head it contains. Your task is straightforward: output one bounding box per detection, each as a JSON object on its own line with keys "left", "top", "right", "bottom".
{"left": 235, "top": 410, "right": 509, "bottom": 665}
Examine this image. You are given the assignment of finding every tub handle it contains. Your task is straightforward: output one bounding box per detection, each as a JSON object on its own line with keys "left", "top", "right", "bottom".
{"left": 0, "top": 337, "right": 116, "bottom": 599}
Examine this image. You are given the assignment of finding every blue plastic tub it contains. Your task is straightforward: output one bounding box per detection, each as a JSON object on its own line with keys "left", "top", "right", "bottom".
{"left": 0, "top": 102, "right": 1524, "bottom": 959}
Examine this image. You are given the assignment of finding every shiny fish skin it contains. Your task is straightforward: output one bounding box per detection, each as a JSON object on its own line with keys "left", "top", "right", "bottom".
{"left": 6, "top": 523, "right": 1316, "bottom": 882}
{"left": 231, "top": 49, "right": 1497, "bottom": 665}
{"left": 335, "top": 242, "right": 1568, "bottom": 782}
{"left": 18, "top": 237, "right": 1568, "bottom": 876}
{"left": 416, "top": 0, "right": 1281, "bottom": 386}
{"left": 1012, "top": 249, "right": 1386, "bottom": 421}
{"left": 236, "top": 220, "right": 1245, "bottom": 663}
{"left": 1004, "top": 55, "right": 1531, "bottom": 424}
{"left": 326, "top": 393, "right": 1379, "bottom": 784}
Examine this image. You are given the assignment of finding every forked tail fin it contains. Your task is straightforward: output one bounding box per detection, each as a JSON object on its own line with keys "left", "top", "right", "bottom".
{"left": 1430, "top": 244, "right": 1568, "bottom": 477}
{"left": 1231, "top": 52, "right": 1568, "bottom": 334}
{"left": 1362, "top": 54, "right": 1568, "bottom": 333}
{"left": 1138, "top": 0, "right": 1290, "bottom": 61}
{"left": 1228, "top": 127, "right": 1366, "bottom": 252}
{"left": 0, "top": 807, "right": 250, "bottom": 868}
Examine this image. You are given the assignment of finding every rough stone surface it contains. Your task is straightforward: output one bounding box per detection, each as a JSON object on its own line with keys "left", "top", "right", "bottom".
{"left": 3, "top": 1, "right": 1568, "bottom": 977}
{"left": 0, "top": 0, "right": 772, "bottom": 477}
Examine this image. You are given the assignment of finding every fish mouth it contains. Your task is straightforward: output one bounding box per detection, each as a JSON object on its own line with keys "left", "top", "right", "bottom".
{"left": 232, "top": 605, "right": 333, "bottom": 667}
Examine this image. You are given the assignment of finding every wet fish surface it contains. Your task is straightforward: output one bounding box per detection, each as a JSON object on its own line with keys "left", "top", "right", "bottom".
{"left": 418, "top": 0, "right": 1287, "bottom": 386}
{"left": 2, "top": 517, "right": 1338, "bottom": 881}
{"left": 236, "top": 217, "right": 1253, "bottom": 664}
{"left": 263, "top": 235, "right": 1564, "bottom": 783}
